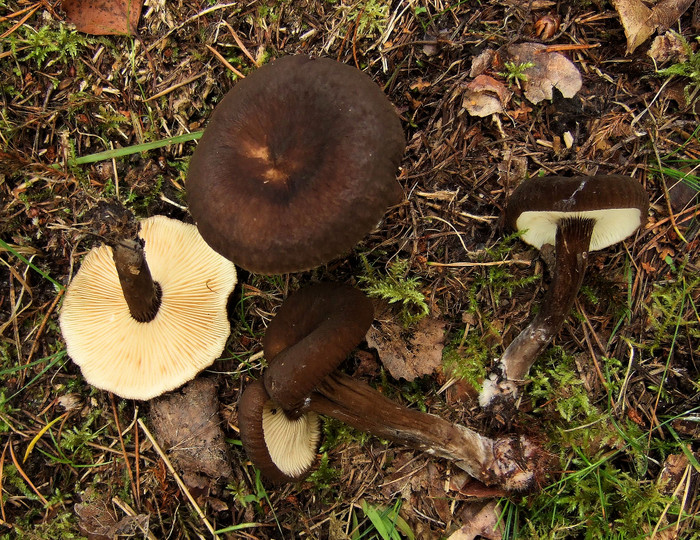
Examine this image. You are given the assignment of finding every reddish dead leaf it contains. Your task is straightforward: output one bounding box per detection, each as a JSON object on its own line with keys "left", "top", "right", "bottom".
{"left": 506, "top": 43, "right": 582, "bottom": 104}
{"left": 641, "top": 260, "right": 657, "bottom": 273}
{"left": 62, "top": 0, "right": 143, "bottom": 36}
{"left": 626, "top": 408, "right": 646, "bottom": 426}
{"left": 410, "top": 78, "right": 432, "bottom": 91}
{"left": 366, "top": 303, "right": 446, "bottom": 382}
{"left": 612, "top": 0, "right": 694, "bottom": 53}
{"left": 463, "top": 75, "right": 512, "bottom": 117}
{"left": 533, "top": 13, "right": 561, "bottom": 40}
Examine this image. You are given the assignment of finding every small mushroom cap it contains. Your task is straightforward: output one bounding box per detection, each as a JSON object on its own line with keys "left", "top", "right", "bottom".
{"left": 505, "top": 175, "right": 649, "bottom": 250}
{"left": 59, "top": 216, "right": 237, "bottom": 400}
{"left": 238, "top": 380, "right": 320, "bottom": 483}
{"left": 263, "top": 283, "right": 374, "bottom": 416}
{"left": 186, "top": 54, "right": 406, "bottom": 274}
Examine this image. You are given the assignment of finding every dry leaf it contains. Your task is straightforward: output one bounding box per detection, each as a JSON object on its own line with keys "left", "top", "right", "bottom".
{"left": 366, "top": 303, "right": 446, "bottom": 381}
{"left": 463, "top": 75, "right": 512, "bottom": 117}
{"left": 506, "top": 43, "right": 582, "bottom": 104}
{"left": 149, "top": 378, "right": 233, "bottom": 486}
{"left": 447, "top": 500, "right": 503, "bottom": 540}
{"left": 62, "top": 0, "right": 143, "bottom": 36}
{"left": 648, "top": 31, "right": 689, "bottom": 64}
{"left": 75, "top": 488, "right": 150, "bottom": 540}
{"left": 612, "top": 0, "right": 694, "bottom": 53}
{"left": 470, "top": 49, "right": 496, "bottom": 77}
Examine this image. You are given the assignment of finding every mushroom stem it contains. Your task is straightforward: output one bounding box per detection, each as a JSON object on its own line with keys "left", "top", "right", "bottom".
{"left": 500, "top": 217, "right": 594, "bottom": 381}
{"left": 309, "top": 373, "right": 542, "bottom": 491}
{"left": 112, "top": 239, "right": 162, "bottom": 323}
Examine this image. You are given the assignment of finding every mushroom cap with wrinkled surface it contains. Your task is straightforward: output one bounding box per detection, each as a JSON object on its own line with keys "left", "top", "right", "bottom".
{"left": 505, "top": 175, "right": 649, "bottom": 251}
{"left": 186, "top": 54, "right": 406, "bottom": 274}
{"left": 59, "top": 216, "right": 237, "bottom": 400}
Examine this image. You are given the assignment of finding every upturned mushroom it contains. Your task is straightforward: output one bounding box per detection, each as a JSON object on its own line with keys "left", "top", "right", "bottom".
{"left": 60, "top": 215, "right": 237, "bottom": 400}
{"left": 479, "top": 175, "right": 649, "bottom": 408}
{"left": 186, "top": 54, "right": 406, "bottom": 274}
{"left": 238, "top": 283, "right": 546, "bottom": 491}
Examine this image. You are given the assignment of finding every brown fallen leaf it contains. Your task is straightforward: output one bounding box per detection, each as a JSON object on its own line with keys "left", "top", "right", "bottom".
{"left": 365, "top": 302, "right": 446, "bottom": 381}
{"left": 506, "top": 43, "right": 582, "bottom": 104}
{"left": 648, "top": 31, "right": 690, "bottom": 64}
{"left": 62, "top": 0, "right": 143, "bottom": 36}
{"left": 463, "top": 74, "right": 512, "bottom": 117}
{"left": 470, "top": 49, "right": 496, "bottom": 77}
{"left": 612, "top": 0, "right": 695, "bottom": 54}
{"left": 75, "top": 487, "right": 150, "bottom": 540}
{"left": 148, "top": 378, "right": 233, "bottom": 493}
{"left": 447, "top": 500, "right": 503, "bottom": 540}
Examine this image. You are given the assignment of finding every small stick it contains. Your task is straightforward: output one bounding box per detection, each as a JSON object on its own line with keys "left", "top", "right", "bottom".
{"left": 146, "top": 72, "right": 207, "bottom": 102}
{"left": 112, "top": 496, "right": 159, "bottom": 540}
{"left": 224, "top": 22, "right": 260, "bottom": 67}
{"left": 428, "top": 260, "right": 531, "bottom": 268}
{"left": 137, "top": 419, "right": 220, "bottom": 539}
{"left": 206, "top": 45, "right": 245, "bottom": 78}
{"left": 111, "top": 394, "right": 138, "bottom": 509}
{"left": 0, "top": 4, "right": 39, "bottom": 39}
{"left": 23, "top": 289, "right": 64, "bottom": 371}
{"left": 8, "top": 440, "right": 48, "bottom": 506}
{"left": 539, "top": 43, "right": 601, "bottom": 53}
{"left": 133, "top": 406, "right": 141, "bottom": 510}
{"left": 0, "top": 440, "right": 8, "bottom": 521}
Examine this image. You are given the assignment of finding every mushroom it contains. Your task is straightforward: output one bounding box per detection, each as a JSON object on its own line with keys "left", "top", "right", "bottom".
{"left": 479, "top": 175, "right": 649, "bottom": 408}
{"left": 186, "top": 54, "right": 406, "bottom": 274}
{"left": 238, "top": 379, "right": 321, "bottom": 484}
{"left": 239, "top": 283, "right": 546, "bottom": 491}
{"left": 60, "top": 215, "right": 237, "bottom": 400}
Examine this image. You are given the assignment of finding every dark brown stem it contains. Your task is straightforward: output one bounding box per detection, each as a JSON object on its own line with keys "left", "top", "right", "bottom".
{"left": 310, "top": 373, "right": 543, "bottom": 491}
{"left": 500, "top": 217, "right": 594, "bottom": 380}
{"left": 112, "top": 239, "right": 162, "bottom": 322}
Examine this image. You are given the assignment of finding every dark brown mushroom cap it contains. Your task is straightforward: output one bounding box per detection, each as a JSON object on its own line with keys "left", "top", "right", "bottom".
{"left": 263, "top": 282, "right": 374, "bottom": 417}
{"left": 186, "top": 55, "right": 406, "bottom": 274}
{"left": 238, "top": 379, "right": 320, "bottom": 483}
{"left": 505, "top": 175, "right": 649, "bottom": 251}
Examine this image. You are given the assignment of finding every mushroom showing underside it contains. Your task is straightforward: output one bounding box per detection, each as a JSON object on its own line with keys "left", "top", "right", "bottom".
{"left": 238, "top": 282, "right": 546, "bottom": 491}
{"left": 479, "top": 175, "right": 649, "bottom": 409}
{"left": 186, "top": 54, "right": 406, "bottom": 274}
{"left": 60, "top": 216, "right": 237, "bottom": 400}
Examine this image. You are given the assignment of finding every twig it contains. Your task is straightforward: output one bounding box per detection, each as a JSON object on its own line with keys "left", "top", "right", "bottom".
{"left": 539, "top": 43, "right": 601, "bottom": 53}
{"left": 0, "top": 440, "right": 8, "bottom": 522}
{"left": 352, "top": 7, "right": 365, "bottom": 69}
{"left": 146, "top": 72, "right": 207, "bottom": 102}
{"left": 224, "top": 21, "right": 260, "bottom": 67}
{"left": 427, "top": 259, "right": 531, "bottom": 267}
{"left": 206, "top": 45, "right": 245, "bottom": 78}
{"left": 111, "top": 394, "right": 138, "bottom": 509}
{"left": 0, "top": 3, "right": 39, "bottom": 39}
{"left": 109, "top": 141, "right": 120, "bottom": 199}
{"left": 23, "top": 290, "right": 63, "bottom": 373}
{"left": 133, "top": 406, "right": 141, "bottom": 511}
{"left": 147, "top": 2, "right": 241, "bottom": 51}
{"left": 8, "top": 439, "right": 48, "bottom": 506}
{"left": 137, "top": 419, "right": 220, "bottom": 539}
{"left": 112, "top": 496, "right": 158, "bottom": 540}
